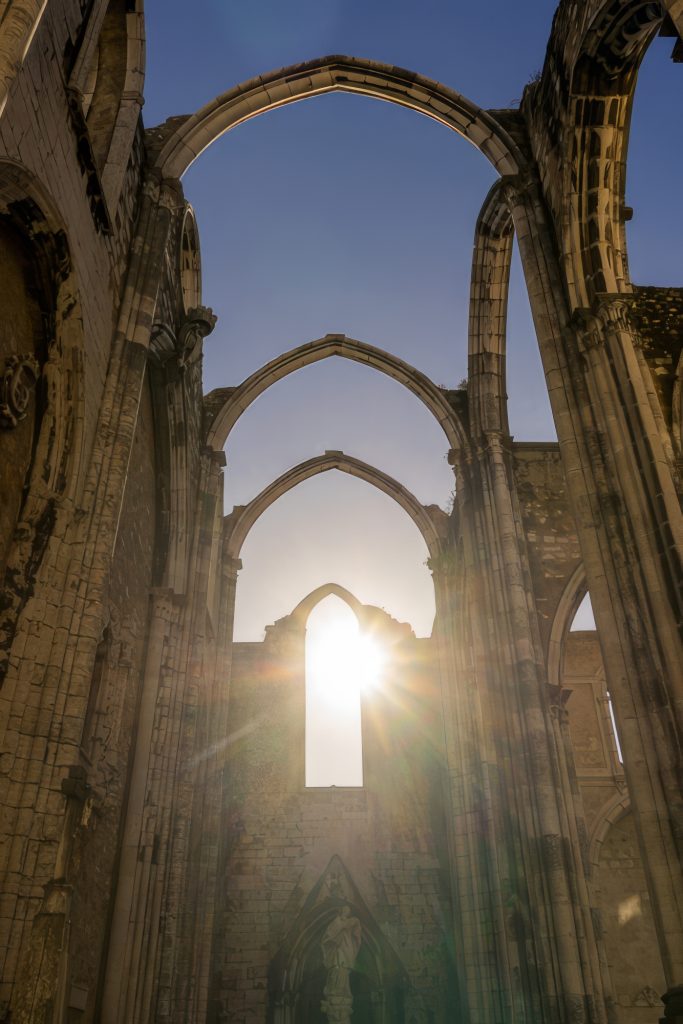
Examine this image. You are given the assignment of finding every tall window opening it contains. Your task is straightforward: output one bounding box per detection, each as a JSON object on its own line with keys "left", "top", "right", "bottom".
{"left": 626, "top": 35, "right": 682, "bottom": 286}
{"left": 305, "top": 596, "right": 383, "bottom": 788}
{"left": 570, "top": 590, "right": 595, "bottom": 631}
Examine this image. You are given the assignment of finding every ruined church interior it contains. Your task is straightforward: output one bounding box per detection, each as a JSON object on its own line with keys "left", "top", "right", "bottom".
{"left": 0, "top": 0, "right": 682, "bottom": 1021}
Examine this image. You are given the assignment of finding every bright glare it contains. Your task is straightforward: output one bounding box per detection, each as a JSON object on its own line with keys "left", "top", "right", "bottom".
{"left": 307, "top": 621, "right": 385, "bottom": 711}
{"left": 305, "top": 597, "right": 385, "bottom": 787}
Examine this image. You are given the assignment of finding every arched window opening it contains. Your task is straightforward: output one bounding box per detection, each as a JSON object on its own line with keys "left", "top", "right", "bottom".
{"left": 626, "top": 35, "right": 682, "bottom": 285}
{"left": 305, "top": 596, "right": 384, "bottom": 788}
{"left": 570, "top": 590, "right": 595, "bottom": 631}
{"left": 84, "top": 0, "right": 128, "bottom": 171}
{"left": 564, "top": 588, "right": 623, "bottom": 775}
{"left": 233, "top": 472, "right": 435, "bottom": 642}
{"left": 507, "top": 237, "right": 556, "bottom": 440}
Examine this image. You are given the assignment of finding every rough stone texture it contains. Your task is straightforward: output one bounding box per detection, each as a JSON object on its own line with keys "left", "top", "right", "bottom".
{"left": 0, "top": 0, "right": 681, "bottom": 1021}
{"left": 212, "top": 619, "right": 455, "bottom": 1023}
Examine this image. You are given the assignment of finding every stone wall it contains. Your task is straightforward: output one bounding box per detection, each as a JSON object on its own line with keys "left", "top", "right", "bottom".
{"left": 210, "top": 619, "right": 456, "bottom": 1023}
{"left": 562, "top": 631, "right": 667, "bottom": 1022}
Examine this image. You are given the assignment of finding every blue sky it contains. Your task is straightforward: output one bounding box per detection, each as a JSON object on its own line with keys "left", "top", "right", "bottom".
{"left": 144, "top": 3, "right": 681, "bottom": 639}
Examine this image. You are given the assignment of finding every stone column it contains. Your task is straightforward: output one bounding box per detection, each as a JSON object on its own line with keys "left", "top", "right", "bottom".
{"left": 1, "top": 174, "right": 180, "bottom": 1017}
{"left": 100, "top": 587, "right": 178, "bottom": 1024}
{"left": 507, "top": 178, "right": 683, "bottom": 987}
{"left": 455, "top": 433, "right": 610, "bottom": 1023}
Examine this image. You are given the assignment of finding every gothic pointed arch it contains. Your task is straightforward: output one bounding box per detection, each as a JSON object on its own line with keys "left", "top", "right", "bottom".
{"left": 68, "top": 0, "right": 145, "bottom": 211}
{"left": 149, "top": 55, "right": 524, "bottom": 182}
{"left": 266, "top": 854, "right": 407, "bottom": 1024}
{"left": 224, "top": 452, "right": 445, "bottom": 563}
{"left": 204, "top": 333, "right": 467, "bottom": 452}
{"left": 529, "top": 0, "right": 670, "bottom": 306}
{"left": 468, "top": 180, "right": 514, "bottom": 438}
{"left": 547, "top": 562, "right": 589, "bottom": 688}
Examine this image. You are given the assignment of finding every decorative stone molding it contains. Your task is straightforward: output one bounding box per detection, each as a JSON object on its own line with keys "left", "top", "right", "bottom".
{"left": 177, "top": 305, "right": 217, "bottom": 368}
{"left": 150, "top": 305, "right": 217, "bottom": 370}
{"left": 0, "top": 353, "right": 39, "bottom": 428}
{"left": 570, "top": 296, "right": 640, "bottom": 355}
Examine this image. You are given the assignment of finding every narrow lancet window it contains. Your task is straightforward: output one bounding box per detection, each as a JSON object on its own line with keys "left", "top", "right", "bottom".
{"left": 305, "top": 595, "right": 383, "bottom": 788}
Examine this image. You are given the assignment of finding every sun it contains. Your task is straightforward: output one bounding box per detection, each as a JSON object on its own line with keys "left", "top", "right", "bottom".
{"left": 306, "top": 609, "right": 385, "bottom": 711}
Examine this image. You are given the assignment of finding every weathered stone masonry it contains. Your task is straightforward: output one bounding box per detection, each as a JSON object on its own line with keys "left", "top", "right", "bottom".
{"left": 0, "top": 1, "right": 680, "bottom": 1022}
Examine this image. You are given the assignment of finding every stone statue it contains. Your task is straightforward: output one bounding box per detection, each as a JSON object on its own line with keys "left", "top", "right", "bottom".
{"left": 320, "top": 905, "right": 362, "bottom": 1024}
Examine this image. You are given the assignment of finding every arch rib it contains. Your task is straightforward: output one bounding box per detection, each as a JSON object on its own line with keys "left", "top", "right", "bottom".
{"left": 206, "top": 333, "right": 466, "bottom": 452}
{"left": 224, "top": 452, "right": 442, "bottom": 561}
{"left": 468, "top": 180, "right": 514, "bottom": 437}
{"left": 151, "top": 55, "right": 523, "bottom": 180}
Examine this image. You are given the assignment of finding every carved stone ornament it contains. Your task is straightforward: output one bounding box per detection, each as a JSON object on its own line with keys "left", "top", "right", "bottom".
{"left": 633, "top": 985, "right": 662, "bottom": 1007}
{"left": 0, "top": 354, "right": 40, "bottom": 428}
{"left": 177, "top": 305, "right": 217, "bottom": 369}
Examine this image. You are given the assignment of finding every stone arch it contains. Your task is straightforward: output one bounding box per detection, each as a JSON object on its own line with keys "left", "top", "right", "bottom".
{"left": 588, "top": 790, "right": 668, "bottom": 1013}
{"left": 206, "top": 333, "right": 466, "bottom": 452}
{"left": 0, "top": 159, "right": 86, "bottom": 679}
{"left": 150, "top": 55, "right": 524, "bottom": 181}
{"left": 70, "top": 0, "right": 145, "bottom": 208}
{"left": 589, "top": 790, "right": 631, "bottom": 869}
{"left": 563, "top": 0, "right": 667, "bottom": 304}
{"left": 178, "top": 205, "right": 202, "bottom": 313}
{"left": 224, "top": 452, "right": 444, "bottom": 563}
{"left": 467, "top": 180, "right": 514, "bottom": 438}
{"left": 280, "top": 582, "right": 413, "bottom": 641}
{"left": 547, "top": 562, "right": 589, "bottom": 688}
{"left": 266, "top": 855, "right": 407, "bottom": 1024}
{"left": 290, "top": 583, "right": 365, "bottom": 627}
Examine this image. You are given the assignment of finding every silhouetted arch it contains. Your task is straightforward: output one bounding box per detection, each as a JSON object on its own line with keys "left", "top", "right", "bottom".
{"left": 283, "top": 582, "right": 412, "bottom": 640}
{"left": 150, "top": 55, "right": 524, "bottom": 181}
{"left": 206, "top": 333, "right": 466, "bottom": 451}
{"left": 552, "top": 0, "right": 667, "bottom": 304}
{"left": 468, "top": 180, "right": 514, "bottom": 437}
{"left": 547, "top": 563, "right": 588, "bottom": 688}
{"left": 291, "top": 583, "right": 365, "bottom": 626}
{"left": 224, "top": 452, "right": 443, "bottom": 562}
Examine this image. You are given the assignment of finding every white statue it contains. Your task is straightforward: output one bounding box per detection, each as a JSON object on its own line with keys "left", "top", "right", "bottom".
{"left": 320, "top": 905, "right": 362, "bottom": 1024}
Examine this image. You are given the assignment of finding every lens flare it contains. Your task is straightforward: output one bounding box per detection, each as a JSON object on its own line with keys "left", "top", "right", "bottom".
{"left": 307, "top": 616, "right": 384, "bottom": 710}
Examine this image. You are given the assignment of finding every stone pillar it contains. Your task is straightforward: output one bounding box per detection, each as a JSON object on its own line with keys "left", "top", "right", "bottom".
{"left": 454, "top": 432, "right": 610, "bottom": 1023}
{"left": 506, "top": 178, "right": 683, "bottom": 987}
{"left": 0, "top": 174, "right": 180, "bottom": 1016}
{"left": 100, "top": 587, "right": 178, "bottom": 1024}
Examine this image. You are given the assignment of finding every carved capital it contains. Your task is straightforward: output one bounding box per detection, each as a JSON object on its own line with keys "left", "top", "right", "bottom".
{"left": 150, "top": 306, "right": 217, "bottom": 370}
{"left": 177, "top": 305, "right": 217, "bottom": 368}
{"left": 548, "top": 684, "right": 572, "bottom": 722}
{"left": 0, "top": 354, "right": 39, "bottom": 428}
{"left": 593, "top": 294, "right": 635, "bottom": 338}
{"left": 570, "top": 296, "right": 638, "bottom": 355}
